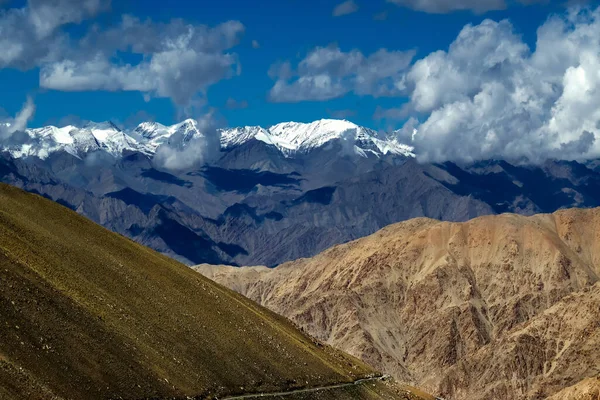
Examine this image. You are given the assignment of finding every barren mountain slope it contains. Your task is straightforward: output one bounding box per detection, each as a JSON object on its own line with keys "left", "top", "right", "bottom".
{"left": 197, "top": 208, "right": 600, "bottom": 400}
{"left": 547, "top": 376, "right": 600, "bottom": 400}
{"left": 0, "top": 183, "right": 427, "bottom": 400}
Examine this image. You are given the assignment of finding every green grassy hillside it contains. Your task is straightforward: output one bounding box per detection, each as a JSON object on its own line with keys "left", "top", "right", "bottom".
{"left": 0, "top": 183, "right": 396, "bottom": 400}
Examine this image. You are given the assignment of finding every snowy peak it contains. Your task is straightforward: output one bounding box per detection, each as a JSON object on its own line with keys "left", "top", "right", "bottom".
{"left": 270, "top": 119, "right": 362, "bottom": 139}
{"left": 268, "top": 119, "right": 375, "bottom": 154}
{"left": 220, "top": 126, "right": 274, "bottom": 149}
{"left": 77, "top": 121, "right": 144, "bottom": 156}
{"left": 134, "top": 122, "right": 171, "bottom": 151}
{"left": 135, "top": 122, "right": 168, "bottom": 140}
{"left": 171, "top": 119, "right": 202, "bottom": 143}
{"left": 6, "top": 125, "right": 79, "bottom": 159}
{"left": 31, "top": 125, "right": 77, "bottom": 145}
{"left": 137, "top": 119, "right": 203, "bottom": 152}
{"left": 83, "top": 120, "right": 121, "bottom": 133}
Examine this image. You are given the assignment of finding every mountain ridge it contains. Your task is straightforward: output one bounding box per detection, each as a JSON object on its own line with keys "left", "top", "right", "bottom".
{"left": 4, "top": 148, "right": 600, "bottom": 267}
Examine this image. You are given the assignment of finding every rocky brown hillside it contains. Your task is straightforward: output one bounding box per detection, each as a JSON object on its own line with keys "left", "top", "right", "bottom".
{"left": 547, "top": 376, "right": 600, "bottom": 400}
{"left": 197, "top": 208, "right": 600, "bottom": 400}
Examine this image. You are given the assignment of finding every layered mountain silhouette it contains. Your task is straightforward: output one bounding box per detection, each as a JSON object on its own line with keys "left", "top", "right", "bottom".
{"left": 3, "top": 118, "right": 600, "bottom": 267}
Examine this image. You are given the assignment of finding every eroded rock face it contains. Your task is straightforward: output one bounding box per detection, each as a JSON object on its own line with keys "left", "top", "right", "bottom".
{"left": 547, "top": 376, "right": 600, "bottom": 400}
{"left": 196, "top": 208, "right": 600, "bottom": 400}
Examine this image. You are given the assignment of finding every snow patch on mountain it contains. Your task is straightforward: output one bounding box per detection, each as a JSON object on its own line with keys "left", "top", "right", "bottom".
{"left": 135, "top": 119, "right": 203, "bottom": 152}
{"left": 220, "top": 126, "right": 275, "bottom": 149}
{"left": 4, "top": 121, "right": 148, "bottom": 160}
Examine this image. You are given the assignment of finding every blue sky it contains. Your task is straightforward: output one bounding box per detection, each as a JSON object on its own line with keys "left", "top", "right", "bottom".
{"left": 0, "top": 0, "right": 597, "bottom": 134}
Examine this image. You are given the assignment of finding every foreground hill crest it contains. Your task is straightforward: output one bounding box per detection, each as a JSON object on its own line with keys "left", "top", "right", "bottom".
{"left": 0, "top": 183, "right": 424, "bottom": 400}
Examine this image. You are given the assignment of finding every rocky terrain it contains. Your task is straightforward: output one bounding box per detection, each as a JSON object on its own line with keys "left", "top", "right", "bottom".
{"left": 548, "top": 376, "right": 600, "bottom": 400}
{"left": 197, "top": 207, "right": 600, "bottom": 400}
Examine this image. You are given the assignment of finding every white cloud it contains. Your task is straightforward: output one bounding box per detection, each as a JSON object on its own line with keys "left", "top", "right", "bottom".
{"left": 0, "top": 97, "right": 36, "bottom": 139}
{"left": 268, "top": 46, "right": 415, "bottom": 102}
{"left": 153, "top": 113, "right": 222, "bottom": 170}
{"left": 386, "top": 0, "right": 546, "bottom": 14}
{"left": 0, "top": 0, "right": 109, "bottom": 69}
{"left": 333, "top": 0, "right": 359, "bottom": 16}
{"left": 399, "top": 8, "right": 600, "bottom": 163}
{"left": 39, "top": 17, "right": 244, "bottom": 106}
{"left": 407, "top": 19, "right": 528, "bottom": 113}
{"left": 0, "top": 3, "right": 243, "bottom": 107}
{"left": 28, "top": 0, "right": 110, "bottom": 38}
{"left": 252, "top": 39, "right": 260, "bottom": 49}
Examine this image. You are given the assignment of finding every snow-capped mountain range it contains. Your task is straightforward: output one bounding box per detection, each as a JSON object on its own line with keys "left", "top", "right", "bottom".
{"left": 1, "top": 118, "right": 415, "bottom": 161}
{"left": 222, "top": 119, "right": 413, "bottom": 157}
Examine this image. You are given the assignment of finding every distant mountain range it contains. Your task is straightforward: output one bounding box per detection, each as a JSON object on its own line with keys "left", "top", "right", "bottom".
{"left": 2, "top": 118, "right": 600, "bottom": 266}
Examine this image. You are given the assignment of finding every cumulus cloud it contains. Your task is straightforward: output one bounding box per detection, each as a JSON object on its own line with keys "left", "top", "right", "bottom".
{"left": 333, "top": 0, "right": 359, "bottom": 16}
{"left": 268, "top": 61, "right": 293, "bottom": 80}
{"left": 0, "top": 97, "right": 36, "bottom": 140}
{"left": 28, "top": 0, "right": 110, "bottom": 38}
{"left": 153, "top": 113, "right": 222, "bottom": 170}
{"left": 408, "top": 19, "right": 528, "bottom": 113}
{"left": 268, "top": 45, "right": 415, "bottom": 102}
{"left": 386, "top": 0, "right": 546, "bottom": 14}
{"left": 398, "top": 8, "right": 600, "bottom": 162}
{"left": 40, "top": 17, "right": 244, "bottom": 106}
{"left": 338, "top": 127, "right": 361, "bottom": 156}
{"left": 0, "top": 2, "right": 243, "bottom": 107}
{"left": 0, "top": 0, "right": 109, "bottom": 69}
